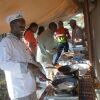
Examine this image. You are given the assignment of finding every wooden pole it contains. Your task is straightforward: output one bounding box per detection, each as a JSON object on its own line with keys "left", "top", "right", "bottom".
{"left": 83, "top": 0, "right": 93, "bottom": 65}
{"left": 83, "top": 1, "right": 95, "bottom": 96}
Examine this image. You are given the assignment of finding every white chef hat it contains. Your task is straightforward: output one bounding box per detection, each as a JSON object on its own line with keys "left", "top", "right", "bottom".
{"left": 6, "top": 12, "right": 24, "bottom": 24}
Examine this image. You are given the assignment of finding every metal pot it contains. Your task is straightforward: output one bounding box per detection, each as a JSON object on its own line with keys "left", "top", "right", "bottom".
{"left": 52, "top": 75, "right": 78, "bottom": 92}
{"left": 58, "top": 65, "right": 79, "bottom": 79}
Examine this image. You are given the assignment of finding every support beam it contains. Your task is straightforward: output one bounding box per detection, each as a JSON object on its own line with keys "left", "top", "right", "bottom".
{"left": 83, "top": 0, "right": 93, "bottom": 64}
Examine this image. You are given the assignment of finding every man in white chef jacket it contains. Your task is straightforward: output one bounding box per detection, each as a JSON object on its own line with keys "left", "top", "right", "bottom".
{"left": 0, "top": 13, "right": 47, "bottom": 100}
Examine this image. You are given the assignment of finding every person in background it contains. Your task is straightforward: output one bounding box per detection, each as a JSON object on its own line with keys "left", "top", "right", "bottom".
{"left": 53, "top": 21, "right": 71, "bottom": 65}
{"left": 69, "top": 19, "right": 85, "bottom": 46}
{"left": 36, "top": 26, "right": 45, "bottom": 43}
{"left": 24, "top": 22, "right": 38, "bottom": 60}
{"left": 37, "top": 26, "right": 45, "bottom": 36}
{"left": 36, "top": 22, "right": 58, "bottom": 81}
{"left": 0, "top": 13, "right": 48, "bottom": 100}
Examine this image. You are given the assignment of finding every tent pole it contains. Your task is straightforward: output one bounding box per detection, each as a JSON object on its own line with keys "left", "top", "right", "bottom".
{"left": 83, "top": 0, "right": 93, "bottom": 65}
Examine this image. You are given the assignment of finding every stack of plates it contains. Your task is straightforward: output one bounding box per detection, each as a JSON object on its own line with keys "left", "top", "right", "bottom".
{"left": 73, "top": 45, "right": 86, "bottom": 51}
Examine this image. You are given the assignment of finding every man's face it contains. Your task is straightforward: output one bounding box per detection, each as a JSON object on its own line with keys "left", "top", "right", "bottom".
{"left": 51, "top": 25, "right": 57, "bottom": 32}
{"left": 31, "top": 26, "right": 38, "bottom": 33}
{"left": 12, "top": 18, "right": 26, "bottom": 38}
{"left": 69, "top": 22, "right": 76, "bottom": 29}
{"left": 58, "top": 21, "right": 63, "bottom": 28}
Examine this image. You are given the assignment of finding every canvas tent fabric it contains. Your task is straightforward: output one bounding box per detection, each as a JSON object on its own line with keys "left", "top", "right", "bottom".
{"left": 0, "top": 0, "right": 79, "bottom": 34}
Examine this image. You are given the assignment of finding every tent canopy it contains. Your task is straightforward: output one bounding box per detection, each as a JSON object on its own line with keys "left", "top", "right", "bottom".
{"left": 0, "top": 0, "right": 79, "bottom": 34}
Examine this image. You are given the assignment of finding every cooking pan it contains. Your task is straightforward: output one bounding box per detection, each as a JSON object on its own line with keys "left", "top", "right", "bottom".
{"left": 46, "top": 65, "right": 78, "bottom": 79}
{"left": 51, "top": 76, "right": 78, "bottom": 92}
{"left": 58, "top": 65, "right": 78, "bottom": 79}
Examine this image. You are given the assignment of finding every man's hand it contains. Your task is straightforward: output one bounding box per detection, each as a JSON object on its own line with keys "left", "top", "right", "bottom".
{"left": 28, "top": 63, "right": 51, "bottom": 81}
{"left": 39, "top": 71, "right": 51, "bottom": 81}
{"left": 28, "top": 63, "right": 40, "bottom": 75}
